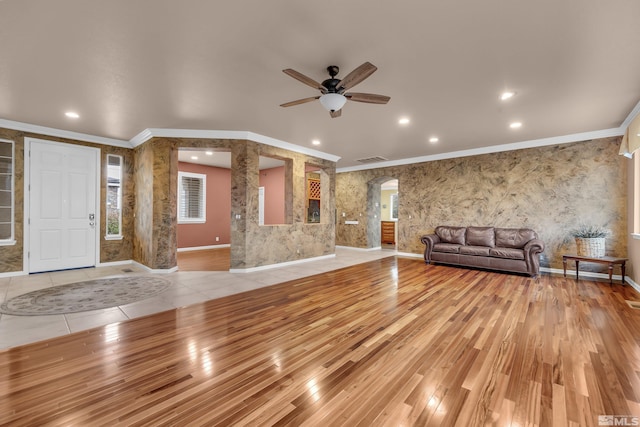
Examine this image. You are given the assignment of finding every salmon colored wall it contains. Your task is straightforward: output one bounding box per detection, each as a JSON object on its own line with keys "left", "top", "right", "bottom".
{"left": 177, "top": 162, "right": 231, "bottom": 248}
{"left": 259, "top": 166, "right": 286, "bottom": 224}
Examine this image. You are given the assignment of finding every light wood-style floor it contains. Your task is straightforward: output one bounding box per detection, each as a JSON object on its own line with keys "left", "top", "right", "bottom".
{"left": 177, "top": 247, "right": 230, "bottom": 271}
{"left": 1, "top": 257, "right": 639, "bottom": 426}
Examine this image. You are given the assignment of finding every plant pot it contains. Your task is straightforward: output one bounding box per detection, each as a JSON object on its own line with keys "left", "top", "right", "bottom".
{"left": 575, "top": 237, "right": 606, "bottom": 258}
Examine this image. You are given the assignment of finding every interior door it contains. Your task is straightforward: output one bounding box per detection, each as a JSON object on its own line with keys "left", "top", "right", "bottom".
{"left": 29, "top": 140, "right": 99, "bottom": 273}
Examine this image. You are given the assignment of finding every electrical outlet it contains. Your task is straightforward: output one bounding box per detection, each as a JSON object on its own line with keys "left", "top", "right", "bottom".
{"left": 215, "top": 236, "right": 219, "bottom": 242}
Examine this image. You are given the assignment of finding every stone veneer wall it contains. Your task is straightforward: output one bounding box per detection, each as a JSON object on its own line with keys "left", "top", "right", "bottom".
{"left": 0, "top": 127, "right": 135, "bottom": 273}
{"left": 132, "top": 138, "right": 177, "bottom": 270}
{"left": 234, "top": 140, "right": 335, "bottom": 269}
{"left": 336, "top": 137, "right": 627, "bottom": 273}
{"left": 137, "top": 137, "right": 336, "bottom": 270}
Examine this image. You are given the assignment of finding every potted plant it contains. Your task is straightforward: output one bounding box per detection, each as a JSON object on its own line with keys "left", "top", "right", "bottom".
{"left": 570, "top": 225, "right": 609, "bottom": 258}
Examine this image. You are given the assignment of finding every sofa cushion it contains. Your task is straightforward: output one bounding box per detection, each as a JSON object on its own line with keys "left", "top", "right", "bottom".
{"left": 466, "top": 227, "right": 495, "bottom": 247}
{"left": 489, "top": 247, "right": 525, "bottom": 260}
{"left": 495, "top": 228, "right": 537, "bottom": 249}
{"left": 433, "top": 243, "right": 460, "bottom": 253}
{"left": 460, "top": 245, "right": 491, "bottom": 256}
{"left": 435, "top": 226, "right": 466, "bottom": 245}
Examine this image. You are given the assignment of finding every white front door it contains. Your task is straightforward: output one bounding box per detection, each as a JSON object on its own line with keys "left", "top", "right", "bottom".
{"left": 28, "top": 139, "right": 99, "bottom": 273}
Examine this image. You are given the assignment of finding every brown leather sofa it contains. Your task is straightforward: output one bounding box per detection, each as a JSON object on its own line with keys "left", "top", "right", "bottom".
{"left": 421, "top": 226, "right": 545, "bottom": 277}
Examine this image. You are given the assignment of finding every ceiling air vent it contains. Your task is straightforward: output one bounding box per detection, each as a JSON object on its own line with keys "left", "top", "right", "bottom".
{"left": 356, "top": 156, "right": 388, "bottom": 164}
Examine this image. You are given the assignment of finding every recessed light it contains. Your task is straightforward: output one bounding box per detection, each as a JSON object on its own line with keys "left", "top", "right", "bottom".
{"left": 509, "top": 122, "right": 522, "bottom": 129}
{"left": 398, "top": 117, "right": 410, "bottom": 125}
{"left": 65, "top": 111, "right": 79, "bottom": 119}
{"left": 429, "top": 137, "right": 439, "bottom": 143}
{"left": 190, "top": 156, "right": 198, "bottom": 160}
{"left": 205, "top": 151, "right": 213, "bottom": 155}
{"left": 500, "top": 91, "right": 515, "bottom": 101}
{"left": 312, "top": 139, "right": 321, "bottom": 146}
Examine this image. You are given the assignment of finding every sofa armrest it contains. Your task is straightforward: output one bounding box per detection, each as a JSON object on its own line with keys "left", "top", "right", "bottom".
{"left": 420, "top": 234, "right": 440, "bottom": 264}
{"left": 523, "top": 238, "right": 545, "bottom": 277}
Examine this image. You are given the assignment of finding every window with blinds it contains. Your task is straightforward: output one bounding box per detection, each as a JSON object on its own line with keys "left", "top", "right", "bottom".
{"left": 178, "top": 171, "right": 206, "bottom": 223}
{"left": 0, "top": 139, "right": 14, "bottom": 244}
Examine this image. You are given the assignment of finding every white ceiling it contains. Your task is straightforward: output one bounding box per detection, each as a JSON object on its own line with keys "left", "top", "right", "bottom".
{"left": 1, "top": 1, "right": 639, "bottom": 169}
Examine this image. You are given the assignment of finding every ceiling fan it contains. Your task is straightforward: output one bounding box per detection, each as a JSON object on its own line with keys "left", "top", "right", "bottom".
{"left": 280, "top": 62, "right": 390, "bottom": 118}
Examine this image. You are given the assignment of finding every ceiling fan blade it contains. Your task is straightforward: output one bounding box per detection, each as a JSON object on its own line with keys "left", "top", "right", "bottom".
{"left": 345, "top": 92, "right": 390, "bottom": 104}
{"left": 282, "top": 69, "right": 324, "bottom": 91}
{"left": 330, "top": 109, "right": 342, "bottom": 118}
{"left": 280, "top": 96, "right": 320, "bottom": 107}
{"left": 337, "top": 62, "right": 377, "bottom": 91}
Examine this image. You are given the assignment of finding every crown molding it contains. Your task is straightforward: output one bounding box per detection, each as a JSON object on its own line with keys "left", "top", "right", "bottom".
{"left": 128, "top": 128, "right": 341, "bottom": 162}
{"left": 336, "top": 127, "right": 624, "bottom": 173}
{"left": 128, "top": 128, "right": 153, "bottom": 148}
{"left": 0, "top": 115, "right": 633, "bottom": 171}
{"left": 0, "top": 118, "right": 131, "bottom": 148}
{"left": 621, "top": 99, "right": 640, "bottom": 129}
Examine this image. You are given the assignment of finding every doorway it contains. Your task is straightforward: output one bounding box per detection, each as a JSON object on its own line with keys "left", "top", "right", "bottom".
{"left": 26, "top": 138, "right": 100, "bottom": 273}
{"left": 176, "top": 148, "right": 232, "bottom": 271}
{"left": 366, "top": 176, "right": 399, "bottom": 250}
{"left": 380, "top": 179, "right": 398, "bottom": 250}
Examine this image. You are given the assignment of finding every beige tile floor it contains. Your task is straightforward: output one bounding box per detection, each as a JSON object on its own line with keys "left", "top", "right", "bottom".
{"left": 0, "top": 247, "right": 400, "bottom": 350}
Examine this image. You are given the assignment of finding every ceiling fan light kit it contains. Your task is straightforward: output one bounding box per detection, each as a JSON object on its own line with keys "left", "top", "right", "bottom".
{"left": 319, "top": 93, "right": 347, "bottom": 112}
{"left": 281, "top": 62, "right": 390, "bottom": 118}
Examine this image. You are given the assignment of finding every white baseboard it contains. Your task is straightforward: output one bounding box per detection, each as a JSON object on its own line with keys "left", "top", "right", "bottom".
{"left": 230, "top": 253, "right": 336, "bottom": 273}
{"left": 335, "top": 245, "right": 382, "bottom": 252}
{"left": 542, "top": 266, "right": 640, "bottom": 292}
{"left": 541, "top": 266, "right": 624, "bottom": 282}
{"left": 97, "top": 260, "right": 133, "bottom": 267}
{"left": 132, "top": 261, "right": 179, "bottom": 274}
{"left": 625, "top": 276, "right": 640, "bottom": 293}
{"left": 177, "top": 244, "right": 230, "bottom": 252}
{"left": 396, "top": 252, "right": 422, "bottom": 259}
{"left": 0, "top": 270, "right": 28, "bottom": 278}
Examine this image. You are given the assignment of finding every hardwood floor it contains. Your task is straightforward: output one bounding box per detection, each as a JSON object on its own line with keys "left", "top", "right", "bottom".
{"left": 177, "top": 247, "right": 230, "bottom": 271}
{"left": 1, "top": 257, "right": 639, "bottom": 426}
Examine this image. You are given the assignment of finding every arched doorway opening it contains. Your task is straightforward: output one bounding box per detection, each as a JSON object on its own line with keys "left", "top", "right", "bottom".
{"left": 366, "top": 176, "right": 399, "bottom": 250}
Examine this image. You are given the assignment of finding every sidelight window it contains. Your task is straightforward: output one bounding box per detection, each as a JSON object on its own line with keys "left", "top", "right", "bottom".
{"left": 106, "top": 154, "right": 123, "bottom": 239}
{"left": 0, "top": 139, "right": 14, "bottom": 245}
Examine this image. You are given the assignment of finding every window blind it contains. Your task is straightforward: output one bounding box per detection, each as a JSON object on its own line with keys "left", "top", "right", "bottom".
{"left": 179, "top": 175, "right": 205, "bottom": 221}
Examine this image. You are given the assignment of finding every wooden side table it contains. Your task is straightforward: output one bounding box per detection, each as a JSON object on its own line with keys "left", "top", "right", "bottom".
{"left": 562, "top": 254, "right": 627, "bottom": 285}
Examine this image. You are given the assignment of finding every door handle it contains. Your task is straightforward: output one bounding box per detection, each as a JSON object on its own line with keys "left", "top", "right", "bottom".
{"left": 89, "top": 213, "right": 95, "bottom": 220}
